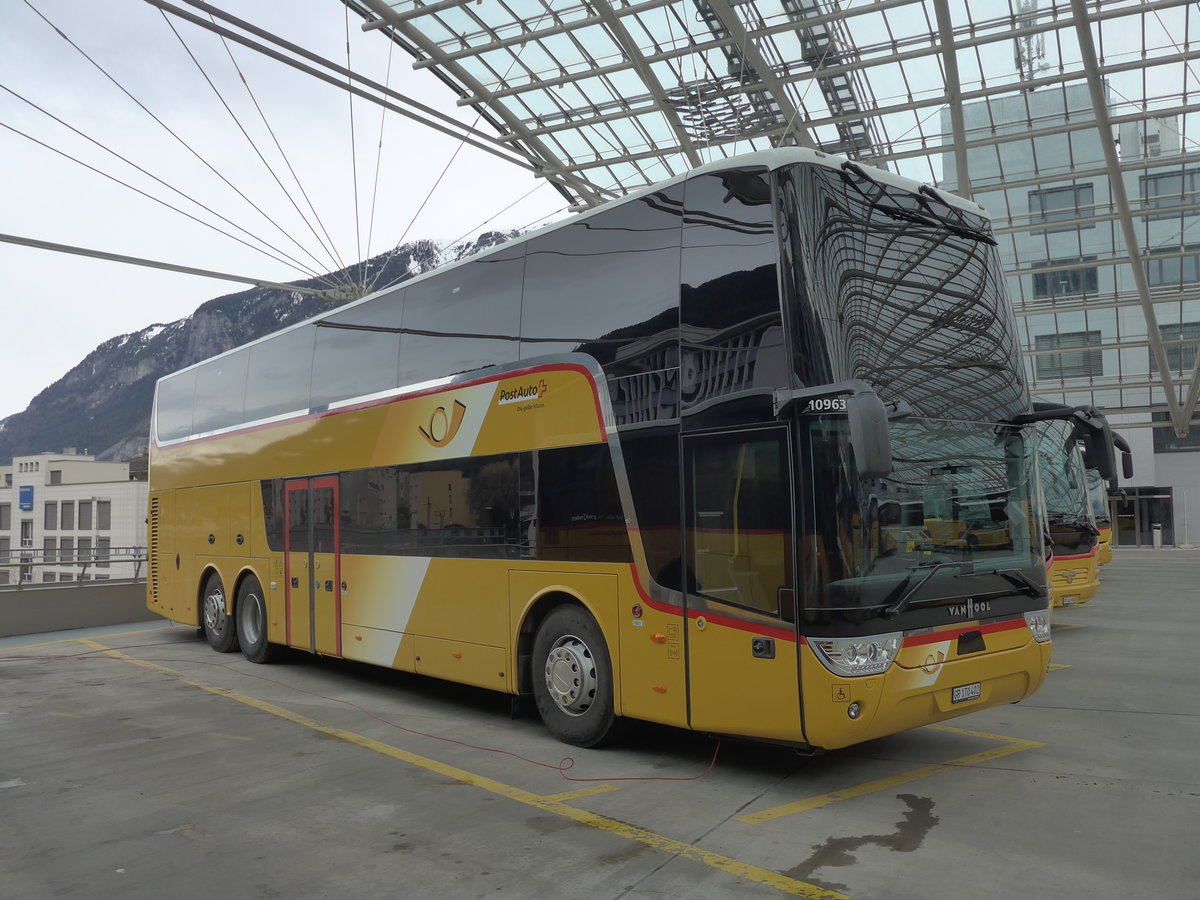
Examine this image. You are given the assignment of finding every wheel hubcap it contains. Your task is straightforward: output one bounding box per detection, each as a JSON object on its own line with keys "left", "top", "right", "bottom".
{"left": 203, "top": 586, "right": 226, "bottom": 635}
{"left": 544, "top": 634, "right": 598, "bottom": 717}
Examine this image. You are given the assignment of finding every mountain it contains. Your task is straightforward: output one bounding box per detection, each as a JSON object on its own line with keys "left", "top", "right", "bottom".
{"left": 0, "top": 233, "right": 518, "bottom": 466}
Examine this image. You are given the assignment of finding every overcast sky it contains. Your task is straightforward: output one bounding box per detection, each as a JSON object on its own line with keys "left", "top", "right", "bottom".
{"left": 0, "top": 0, "right": 568, "bottom": 421}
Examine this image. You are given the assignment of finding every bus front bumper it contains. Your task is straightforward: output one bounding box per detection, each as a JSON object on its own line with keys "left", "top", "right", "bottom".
{"left": 799, "top": 636, "right": 1051, "bottom": 752}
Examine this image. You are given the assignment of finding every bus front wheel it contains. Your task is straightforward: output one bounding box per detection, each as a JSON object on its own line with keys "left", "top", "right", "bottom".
{"left": 532, "top": 605, "right": 621, "bottom": 748}
{"left": 201, "top": 572, "right": 238, "bottom": 653}
{"left": 236, "top": 575, "right": 278, "bottom": 664}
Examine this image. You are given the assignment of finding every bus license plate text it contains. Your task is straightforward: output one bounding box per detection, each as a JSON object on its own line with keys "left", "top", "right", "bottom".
{"left": 952, "top": 682, "right": 982, "bottom": 703}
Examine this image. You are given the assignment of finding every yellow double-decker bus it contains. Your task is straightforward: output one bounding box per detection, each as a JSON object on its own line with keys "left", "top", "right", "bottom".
{"left": 1086, "top": 430, "right": 1131, "bottom": 565}
{"left": 1087, "top": 468, "right": 1114, "bottom": 565}
{"left": 150, "top": 149, "right": 1066, "bottom": 751}
{"left": 1034, "top": 416, "right": 1102, "bottom": 607}
{"left": 1028, "top": 408, "right": 1130, "bottom": 604}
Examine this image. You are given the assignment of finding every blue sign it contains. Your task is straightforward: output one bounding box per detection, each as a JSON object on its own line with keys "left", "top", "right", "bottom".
{"left": 19, "top": 485, "right": 34, "bottom": 511}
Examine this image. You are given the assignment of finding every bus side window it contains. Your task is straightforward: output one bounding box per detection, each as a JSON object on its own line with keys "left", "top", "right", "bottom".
{"left": 192, "top": 349, "right": 249, "bottom": 435}
{"left": 533, "top": 444, "right": 631, "bottom": 564}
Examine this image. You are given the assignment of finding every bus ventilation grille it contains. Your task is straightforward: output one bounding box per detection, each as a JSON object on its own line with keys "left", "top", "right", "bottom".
{"left": 148, "top": 497, "right": 160, "bottom": 604}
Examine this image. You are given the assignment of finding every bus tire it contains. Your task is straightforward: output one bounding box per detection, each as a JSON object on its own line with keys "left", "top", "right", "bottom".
{"left": 532, "top": 605, "right": 621, "bottom": 748}
{"left": 201, "top": 572, "right": 239, "bottom": 653}
{"left": 236, "top": 575, "right": 277, "bottom": 664}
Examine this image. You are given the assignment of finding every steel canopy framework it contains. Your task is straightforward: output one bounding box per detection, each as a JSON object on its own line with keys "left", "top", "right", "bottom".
{"left": 342, "top": 0, "right": 1200, "bottom": 437}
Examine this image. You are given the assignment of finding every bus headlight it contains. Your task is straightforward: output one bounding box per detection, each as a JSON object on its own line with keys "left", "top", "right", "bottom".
{"left": 811, "top": 634, "right": 901, "bottom": 677}
{"left": 1024, "top": 610, "right": 1052, "bottom": 643}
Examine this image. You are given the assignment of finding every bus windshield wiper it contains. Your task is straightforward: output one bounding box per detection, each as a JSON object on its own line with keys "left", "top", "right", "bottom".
{"left": 992, "top": 568, "right": 1047, "bottom": 600}
{"left": 882, "top": 560, "right": 974, "bottom": 619}
{"left": 1048, "top": 512, "right": 1100, "bottom": 533}
{"left": 882, "top": 563, "right": 1044, "bottom": 620}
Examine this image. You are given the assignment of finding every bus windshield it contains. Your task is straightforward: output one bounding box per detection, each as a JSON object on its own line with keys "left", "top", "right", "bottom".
{"left": 1036, "top": 420, "right": 1094, "bottom": 525}
{"left": 802, "top": 415, "right": 1040, "bottom": 626}
{"left": 1086, "top": 467, "right": 1110, "bottom": 524}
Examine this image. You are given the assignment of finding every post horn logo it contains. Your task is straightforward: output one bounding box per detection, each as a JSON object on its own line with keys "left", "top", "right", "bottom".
{"left": 921, "top": 649, "right": 946, "bottom": 675}
{"left": 419, "top": 399, "right": 467, "bottom": 448}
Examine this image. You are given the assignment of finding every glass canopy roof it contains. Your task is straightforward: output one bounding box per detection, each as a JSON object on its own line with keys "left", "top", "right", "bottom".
{"left": 341, "top": 0, "right": 1200, "bottom": 436}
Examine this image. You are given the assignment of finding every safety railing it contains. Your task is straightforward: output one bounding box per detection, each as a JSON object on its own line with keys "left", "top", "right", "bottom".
{"left": 0, "top": 546, "right": 146, "bottom": 590}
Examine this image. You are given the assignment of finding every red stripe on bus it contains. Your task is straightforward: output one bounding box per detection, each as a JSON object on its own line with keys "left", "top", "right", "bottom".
{"left": 627, "top": 564, "right": 797, "bottom": 643}
{"left": 1050, "top": 546, "right": 1098, "bottom": 562}
{"left": 627, "top": 565, "right": 1033, "bottom": 648}
{"left": 902, "top": 618, "right": 1027, "bottom": 647}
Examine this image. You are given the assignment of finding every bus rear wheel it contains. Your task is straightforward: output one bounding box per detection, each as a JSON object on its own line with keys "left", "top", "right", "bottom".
{"left": 201, "top": 572, "right": 238, "bottom": 653}
{"left": 236, "top": 575, "right": 278, "bottom": 664}
{"left": 532, "top": 605, "right": 621, "bottom": 748}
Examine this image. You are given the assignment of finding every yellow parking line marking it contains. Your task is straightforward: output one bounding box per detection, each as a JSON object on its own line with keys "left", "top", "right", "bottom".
{"left": 739, "top": 725, "right": 1045, "bottom": 824}
{"left": 542, "top": 785, "right": 620, "bottom": 802}
{"left": 1051, "top": 623, "right": 1085, "bottom": 632}
{"left": 207, "top": 732, "right": 253, "bottom": 742}
{"left": 1048, "top": 663, "right": 1071, "bottom": 671}
{"left": 77, "top": 640, "right": 844, "bottom": 900}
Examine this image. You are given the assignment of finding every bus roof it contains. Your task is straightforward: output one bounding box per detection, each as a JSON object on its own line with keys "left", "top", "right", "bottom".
{"left": 157, "top": 147, "right": 986, "bottom": 386}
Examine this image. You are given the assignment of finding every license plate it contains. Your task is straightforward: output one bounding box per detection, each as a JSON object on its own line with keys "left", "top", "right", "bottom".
{"left": 1062, "top": 595, "right": 1078, "bottom": 606}
{"left": 952, "top": 682, "right": 982, "bottom": 704}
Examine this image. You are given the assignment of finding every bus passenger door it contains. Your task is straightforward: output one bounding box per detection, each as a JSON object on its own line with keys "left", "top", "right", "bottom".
{"left": 284, "top": 477, "right": 342, "bottom": 656}
{"left": 683, "top": 428, "right": 802, "bottom": 742}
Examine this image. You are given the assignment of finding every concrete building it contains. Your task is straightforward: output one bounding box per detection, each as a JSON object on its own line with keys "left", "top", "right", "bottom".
{"left": 0, "top": 450, "right": 148, "bottom": 584}
{"left": 941, "top": 84, "right": 1200, "bottom": 549}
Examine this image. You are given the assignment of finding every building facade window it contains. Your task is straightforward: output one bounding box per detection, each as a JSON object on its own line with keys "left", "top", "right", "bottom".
{"left": 97, "top": 537, "right": 110, "bottom": 569}
{"left": 44, "top": 501, "right": 57, "bottom": 531}
{"left": 61, "top": 501, "right": 75, "bottom": 531}
{"left": 49, "top": 470, "right": 62, "bottom": 485}
{"left": 1152, "top": 410, "right": 1200, "bottom": 452}
{"left": 60, "top": 537, "right": 74, "bottom": 562}
{"left": 97, "top": 500, "right": 112, "bottom": 531}
{"left": 0, "top": 502, "right": 9, "bottom": 530}
{"left": 1029, "top": 184, "right": 1095, "bottom": 231}
{"left": 79, "top": 501, "right": 93, "bottom": 531}
{"left": 44, "top": 537, "right": 56, "bottom": 562}
{"left": 1035, "top": 330, "right": 1104, "bottom": 379}
{"left": 1140, "top": 169, "right": 1200, "bottom": 219}
{"left": 1032, "top": 257, "right": 1100, "bottom": 299}
{"left": 1145, "top": 246, "right": 1200, "bottom": 287}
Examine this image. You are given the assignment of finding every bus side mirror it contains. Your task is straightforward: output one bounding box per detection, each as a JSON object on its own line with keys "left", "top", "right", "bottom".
{"left": 1081, "top": 429, "right": 1116, "bottom": 482}
{"left": 1076, "top": 412, "right": 1116, "bottom": 482}
{"left": 847, "top": 391, "right": 893, "bottom": 478}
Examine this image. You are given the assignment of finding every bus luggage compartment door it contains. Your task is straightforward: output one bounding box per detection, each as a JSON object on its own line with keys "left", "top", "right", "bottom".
{"left": 284, "top": 476, "right": 342, "bottom": 656}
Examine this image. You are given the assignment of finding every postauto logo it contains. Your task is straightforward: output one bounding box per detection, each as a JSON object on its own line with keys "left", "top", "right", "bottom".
{"left": 497, "top": 379, "right": 547, "bottom": 406}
